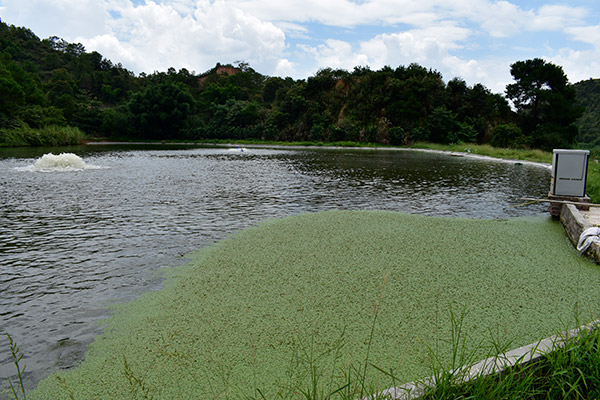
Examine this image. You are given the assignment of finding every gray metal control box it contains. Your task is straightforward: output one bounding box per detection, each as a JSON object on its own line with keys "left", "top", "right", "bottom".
{"left": 551, "top": 149, "right": 590, "bottom": 197}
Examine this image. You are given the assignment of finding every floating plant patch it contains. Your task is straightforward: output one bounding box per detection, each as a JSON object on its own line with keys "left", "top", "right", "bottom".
{"left": 31, "top": 210, "right": 600, "bottom": 399}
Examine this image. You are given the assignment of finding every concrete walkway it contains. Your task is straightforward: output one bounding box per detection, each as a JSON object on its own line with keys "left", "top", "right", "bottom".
{"left": 582, "top": 207, "right": 600, "bottom": 226}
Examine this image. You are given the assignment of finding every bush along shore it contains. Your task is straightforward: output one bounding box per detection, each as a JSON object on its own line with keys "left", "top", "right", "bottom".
{"left": 5, "top": 210, "right": 596, "bottom": 399}
{"left": 0, "top": 124, "right": 86, "bottom": 147}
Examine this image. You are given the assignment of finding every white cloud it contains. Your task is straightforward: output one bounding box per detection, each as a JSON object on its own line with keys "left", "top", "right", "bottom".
{"left": 552, "top": 48, "right": 600, "bottom": 84}
{"left": 82, "top": 34, "right": 136, "bottom": 66}
{"left": 444, "top": 56, "right": 513, "bottom": 93}
{"left": 566, "top": 25, "right": 600, "bottom": 48}
{"left": 221, "top": 0, "right": 367, "bottom": 26}
{"left": 530, "top": 5, "right": 587, "bottom": 31}
{"left": 76, "top": 0, "right": 287, "bottom": 74}
{"left": 0, "top": 0, "right": 598, "bottom": 91}
{"left": 358, "top": 23, "right": 472, "bottom": 76}
{"left": 478, "top": 1, "right": 529, "bottom": 38}
{"left": 0, "top": 0, "right": 110, "bottom": 39}
{"left": 361, "top": 32, "right": 445, "bottom": 67}
{"left": 273, "top": 21, "right": 309, "bottom": 39}
{"left": 273, "top": 58, "right": 296, "bottom": 77}
{"left": 299, "top": 39, "right": 370, "bottom": 72}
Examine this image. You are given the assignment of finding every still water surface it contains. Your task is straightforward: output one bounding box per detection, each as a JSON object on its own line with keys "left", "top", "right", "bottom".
{"left": 0, "top": 144, "right": 550, "bottom": 392}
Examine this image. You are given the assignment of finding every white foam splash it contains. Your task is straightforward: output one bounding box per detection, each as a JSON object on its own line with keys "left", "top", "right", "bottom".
{"left": 228, "top": 147, "right": 248, "bottom": 153}
{"left": 20, "top": 153, "right": 100, "bottom": 172}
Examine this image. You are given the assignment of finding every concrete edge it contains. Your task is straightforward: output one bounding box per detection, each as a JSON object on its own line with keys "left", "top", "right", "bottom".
{"left": 363, "top": 319, "right": 600, "bottom": 400}
{"left": 560, "top": 204, "right": 600, "bottom": 262}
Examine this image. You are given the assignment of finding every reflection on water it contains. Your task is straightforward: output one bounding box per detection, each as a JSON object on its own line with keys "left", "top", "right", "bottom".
{"left": 0, "top": 145, "right": 550, "bottom": 392}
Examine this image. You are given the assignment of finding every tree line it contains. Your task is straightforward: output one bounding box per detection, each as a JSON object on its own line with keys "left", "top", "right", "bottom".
{"left": 0, "top": 21, "right": 586, "bottom": 151}
{"left": 575, "top": 79, "right": 600, "bottom": 148}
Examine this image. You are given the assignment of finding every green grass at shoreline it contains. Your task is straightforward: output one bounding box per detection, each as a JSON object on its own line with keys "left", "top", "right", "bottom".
{"left": 418, "top": 321, "right": 600, "bottom": 399}
{"left": 29, "top": 210, "right": 600, "bottom": 399}
{"left": 0, "top": 125, "right": 86, "bottom": 147}
{"left": 407, "top": 142, "right": 553, "bottom": 164}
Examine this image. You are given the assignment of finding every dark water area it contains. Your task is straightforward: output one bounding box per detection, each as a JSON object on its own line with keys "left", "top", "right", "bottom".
{"left": 0, "top": 144, "right": 550, "bottom": 394}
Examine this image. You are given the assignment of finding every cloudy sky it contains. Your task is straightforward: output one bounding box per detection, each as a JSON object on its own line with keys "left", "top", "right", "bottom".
{"left": 1, "top": 0, "right": 598, "bottom": 93}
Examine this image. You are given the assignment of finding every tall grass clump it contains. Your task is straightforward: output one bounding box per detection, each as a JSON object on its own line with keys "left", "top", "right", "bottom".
{"left": 0, "top": 125, "right": 86, "bottom": 147}
{"left": 415, "top": 322, "right": 600, "bottom": 399}
{"left": 586, "top": 160, "right": 600, "bottom": 204}
{"left": 4, "top": 333, "right": 27, "bottom": 400}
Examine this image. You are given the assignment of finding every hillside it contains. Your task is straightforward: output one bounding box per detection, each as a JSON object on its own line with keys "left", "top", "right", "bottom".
{"left": 0, "top": 20, "right": 591, "bottom": 151}
{"left": 575, "top": 78, "right": 600, "bottom": 147}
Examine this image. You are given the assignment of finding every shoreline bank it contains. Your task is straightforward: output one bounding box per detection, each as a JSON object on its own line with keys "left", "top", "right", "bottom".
{"left": 85, "top": 140, "right": 553, "bottom": 170}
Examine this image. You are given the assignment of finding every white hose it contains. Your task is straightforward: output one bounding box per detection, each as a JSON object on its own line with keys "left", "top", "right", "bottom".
{"left": 577, "top": 227, "right": 600, "bottom": 253}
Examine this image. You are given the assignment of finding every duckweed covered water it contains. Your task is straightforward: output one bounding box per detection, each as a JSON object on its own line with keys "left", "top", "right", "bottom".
{"left": 31, "top": 210, "right": 600, "bottom": 399}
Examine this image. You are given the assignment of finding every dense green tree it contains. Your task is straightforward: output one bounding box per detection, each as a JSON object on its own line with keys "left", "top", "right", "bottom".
{"left": 100, "top": 106, "right": 132, "bottom": 137}
{"left": 225, "top": 100, "right": 261, "bottom": 128}
{"left": 385, "top": 64, "right": 446, "bottom": 135}
{"left": 274, "top": 85, "right": 308, "bottom": 126}
{"left": 506, "top": 58, "right": 583, "bottom": 150}
{"left": 200, "top": 82, "right": 243, "bottom": 106}
{"left": 490, "top": 123, "right": 530, "bottom": 148}
{"left": 263, "top": 77, "right": 286, "bottom": 103}
{"left": 421, "top": 107, "right": 476, "bottom": 144}
{"left": 0, "top": 71, "right": 25, "bottom": 115}
{"left": 575, "top": 79, "right": 600, "bottom": 146}
{"left": 17, "top": 105, "right": 66, "bottom": 128}
{"left": 127, "top": 81, "right": 195, "bottom": 139}
{"left": 5, "top": 19, "right": 598, "bottom": 150}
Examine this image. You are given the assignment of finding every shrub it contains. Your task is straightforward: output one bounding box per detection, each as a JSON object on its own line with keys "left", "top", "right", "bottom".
{"left": 388, "top": 126, "right": 405, "bottom": 145}
{"left": 491, "top": 123, "right": 531, "bottom": 148}
{"left": 0, "top": 125, "right": 86, "bottom": 147}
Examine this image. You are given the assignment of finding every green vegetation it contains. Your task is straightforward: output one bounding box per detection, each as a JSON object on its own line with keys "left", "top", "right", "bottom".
{"left": 26, "top": 210, "right": 600, "bottom": 399}
{"left": 0, "top": 21, "right": 589, "bottom": 151}
{"left": 575, "top": 78, "right": 600, "bottom": 148}
{"left": 5, "top": 333, "right": 27, "bottom": 400}
{"left": 418, "top": 321, "right": 600, "bottom": 399}
{"left": 506, "top": 59, "right": 583, "bottom": 151}
{"left": 585, "top": 160, "right": 600, "bottom": 204}
{"left": 409, "top": 142, "right": 553, "bottom": 164}
{"left": 0, "top": 124, "right": 86, "bottom": 146}
{"left": 8, "top": 311, "right": 600, "bottom": 399}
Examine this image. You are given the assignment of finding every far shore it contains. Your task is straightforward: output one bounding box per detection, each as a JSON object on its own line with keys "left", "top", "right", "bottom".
{"left": 84, "top": 139, "right": 553, "bottom": 169}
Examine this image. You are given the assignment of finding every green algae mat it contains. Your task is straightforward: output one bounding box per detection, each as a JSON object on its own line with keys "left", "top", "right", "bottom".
{"left": 32, "top": 211, "right": 600, "bottom": 399}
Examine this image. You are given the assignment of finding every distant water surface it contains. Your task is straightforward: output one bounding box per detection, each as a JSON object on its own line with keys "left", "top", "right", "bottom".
{"left": 0, "top": 144, "right": 550, "bottom": 393}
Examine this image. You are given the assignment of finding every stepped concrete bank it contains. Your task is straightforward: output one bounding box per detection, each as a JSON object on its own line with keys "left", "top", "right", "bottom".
{"left": 560, "top": 203, "right": 600, "bottom": 262}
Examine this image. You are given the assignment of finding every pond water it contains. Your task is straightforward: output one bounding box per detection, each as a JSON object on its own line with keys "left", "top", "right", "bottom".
{"left": 0, "top": 144, "right": 550, "bottom": 393}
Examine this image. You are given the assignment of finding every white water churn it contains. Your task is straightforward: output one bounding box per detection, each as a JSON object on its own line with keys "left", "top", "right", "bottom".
{"left": 551, "top": 149, "right": 590, "bottom": 197}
